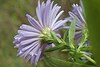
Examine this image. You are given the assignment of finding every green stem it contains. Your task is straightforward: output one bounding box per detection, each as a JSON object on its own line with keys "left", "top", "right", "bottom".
{"left": 82, "top": 53, "right": 96, "bottom": 65}
{"left": 77, "top": 44, "right": 83, "bottom": 51}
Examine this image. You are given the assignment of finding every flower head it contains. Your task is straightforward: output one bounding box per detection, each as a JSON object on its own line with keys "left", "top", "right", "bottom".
{"left": 67, "top": 4, "right": 87, "bottom": 44}
{"left": 13, "top": 0, "right": 67, "bottom": 66}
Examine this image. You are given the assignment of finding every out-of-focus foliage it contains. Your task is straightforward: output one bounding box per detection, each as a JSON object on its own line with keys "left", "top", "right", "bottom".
{"left": 0, "top": 0, "right": 37, "bottom": 67}
{"left": 0, "top": 0, "right": 79, "bottom": 67}
{"left": 37, "top": 56, "right": 95, "bottom": 67}
{"left": 83, "top": 0, "right": 100, "bottom": 67}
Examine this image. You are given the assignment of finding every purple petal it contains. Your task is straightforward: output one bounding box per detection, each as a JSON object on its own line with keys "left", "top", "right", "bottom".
{"left": 21, "top": 41, "right": 39, "bottom": 51}
{"left": 69, "top": 12, "right": 83, "bottom": 28}
{"left": 26, "top": 55, "right": 31, "bottom": 62}
{"left": 46, "top": 43, "right": 55, "bottom": 49}
{"left": 36, "top": 0, "right": 45, "bottom": 27}
{"left": 18, "top": 30, "right": 40, "bottom": 37}
{"left": 20, "top": 38, "right": 39, "bottom": 46}
{"left": 43, "top": 0, "right": 51, "bottom": 27}
{"left": 72, "top": 4, "right": 85, "bottom": 23}
{"left": 52, "top": 19, "right": 68, "bottom": 30}
{"left": 35, "top": 48, "right": 42, "bottom": 65}
{"left": 19, "top": 43, "right": 39, "bottom": 58}
{"left": 26, "top": 14, "right": 42, "bottom": 30}
{"left": 30, "top": 55, "right": 36, "bottom": 64}
{"left": 51, "top": 11, "right": 64, "bottom": 27}
{"left": 20, "top": 24, "right": 40, "bottom": 33}
{"left": 29, "top": 44, "right": 40, "bottom": 56}
{"left": 49, "top": 4, "right": 61, "bottom": 26}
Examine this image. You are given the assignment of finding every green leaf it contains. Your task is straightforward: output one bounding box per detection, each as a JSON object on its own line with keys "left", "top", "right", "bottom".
{"left": 63, "top": 30, "right": 68, "bottom": 42}
{"left": 68, "top": 18, "right": 76, "bottom": 48}
{"left": 81, "top": 46, "right": 92, "bottom": 52}
{"left": 43, "top": 56, "right": 95, "bottom": 67}
{"left": 77, "top": 29, "right": 88, "bottom": 50}
{"left": 69, "top": 18, "right": 76, "bottom": 42}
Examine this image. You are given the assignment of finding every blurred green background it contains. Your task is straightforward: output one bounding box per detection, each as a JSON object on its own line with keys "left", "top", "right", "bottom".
{"left": 0, "top": 0, "right": 79, "bottom": 67}
{"left": 83, "top": 0, "right": 100, "bottom": 67}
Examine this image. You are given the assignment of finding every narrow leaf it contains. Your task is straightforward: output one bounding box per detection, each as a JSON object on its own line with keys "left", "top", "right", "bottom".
{"left": 44, "top": 55, "right": 96, "bottom": 67}
{"left": 68, "top": 18, "right": 76, "bottom": 48}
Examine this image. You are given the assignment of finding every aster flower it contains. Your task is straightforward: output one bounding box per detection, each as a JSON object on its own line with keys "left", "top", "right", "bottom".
{"left": 67, "top": 4, "right": 87, "bottom": 44}
{"left": 66, "top": 4, "right": 95, "bottom": 64}
{"left": 13, "top": 0, "right": 67, "bottom": 66}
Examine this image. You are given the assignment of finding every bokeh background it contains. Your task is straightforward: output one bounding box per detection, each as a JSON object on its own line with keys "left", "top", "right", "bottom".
{"left": 0, "top": 0, "right": 79, "bottom": 67}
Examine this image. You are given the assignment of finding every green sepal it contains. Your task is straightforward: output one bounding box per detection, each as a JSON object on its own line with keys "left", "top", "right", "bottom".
{"left": 50, "top": 31, "right": 62, "bottom": 44}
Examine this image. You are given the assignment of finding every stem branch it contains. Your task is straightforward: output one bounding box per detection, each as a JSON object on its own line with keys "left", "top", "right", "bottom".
{"left": 82, "top": 53, "right": 96, "bottom": 65}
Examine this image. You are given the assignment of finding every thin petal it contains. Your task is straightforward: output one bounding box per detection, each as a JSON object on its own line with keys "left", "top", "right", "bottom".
{"left": 43, "top": 0, "right": 51, "bottom": 27}
{"left": 73, "top": 4, "right": 85, "bottom": 23}
{"left": 29, "top": 44, "right": 40, "bottom": 56}
{"left": 26, "top": 14, "right": 42, "bottom": 30}
{"left": 18, "top": 30, "right": 39, "bottom": 37}
{"left": 69, "top": 11, "right": 83, "bottom": 27}
{"left": 51, "top": 11, "right": 64, "bottom": 27}
{"left": 49, "top": 4, "right": 58, "bottom": 22}
{"left": 35, "top": 48, "right": 42, "bottom": 65}
{"left": 20, "top": 24, "right": 40, "bottom": 33}
{"left": 20, "top": 43, "right": 39, "bottom": 58}
{"left": 36, "top": 0, "right": 45, "bottom": 27}
{"left": 52, "top": 19, "right": 67, "bottom": 30}
{"left": 21, "top": 41, "right": 38, "bottom": 51}
{"left": 26, "top": 55, "right": 31, "bottom": 62}
{"left": 20, "top": 38, "right": 39, "bottom": 46}
{"left": 49, "top": 4, "right": 61, "bottom": 25}
{"left": 30, "top": 55, "right": 36, "bottom": 64}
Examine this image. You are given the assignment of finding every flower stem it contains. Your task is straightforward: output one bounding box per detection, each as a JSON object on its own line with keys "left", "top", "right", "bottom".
{"left": 82, "top": 53, "right": 96, "bottom": 65}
